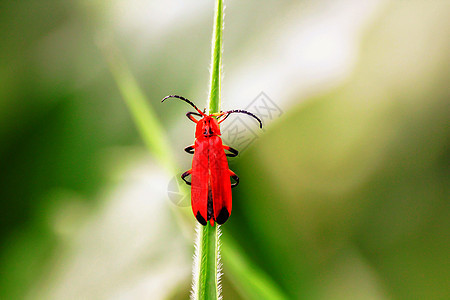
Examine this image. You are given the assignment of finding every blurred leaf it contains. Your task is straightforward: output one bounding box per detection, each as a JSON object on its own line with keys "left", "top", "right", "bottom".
{"left": 221, "top": 235, "right": 288, "bottom": 300}
{"left": 103, "top": 43, "right": 175, "bottom": 172}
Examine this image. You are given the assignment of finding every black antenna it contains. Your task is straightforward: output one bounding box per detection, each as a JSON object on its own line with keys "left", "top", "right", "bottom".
{"left": 161, "top": 95, "right": 205, "bottom": 116}
{"left": 221, "top": 109, "right": 263, "bottom": 128}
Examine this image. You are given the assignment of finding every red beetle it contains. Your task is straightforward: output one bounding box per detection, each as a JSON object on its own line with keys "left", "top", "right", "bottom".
{"left": 162, "top": 95, "right": 262, "bottom": 226}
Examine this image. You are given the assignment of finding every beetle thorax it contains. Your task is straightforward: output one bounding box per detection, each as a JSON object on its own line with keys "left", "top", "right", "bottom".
{"left": 195, "top": 115, "right": 221, "bottom": 138}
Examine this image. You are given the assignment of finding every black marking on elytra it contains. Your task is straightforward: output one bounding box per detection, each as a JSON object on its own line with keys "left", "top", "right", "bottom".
{"left": 207, "top": 189, "right": 213, "bottom": 221}
{"left": 216, "top": 207, "right": 229, "bottom": 224}
{"left": 196, "top": 211, "right": 207, "bottom": 226}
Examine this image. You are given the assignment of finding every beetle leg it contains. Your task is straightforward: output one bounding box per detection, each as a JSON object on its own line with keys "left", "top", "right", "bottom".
{"left": 181, "top": 169, "right": 192, "bottom": 186}
{"left": 223, "top": 145, "right": 238, "bottom": 157}
{"left": 230, "top": 170, "right": 239, "bottom": 188}
{"left": 184, "top": 145, "right": 195, "bottom": 154}
{"left": 186, "top": 112, "right": 202, "bottom": 123}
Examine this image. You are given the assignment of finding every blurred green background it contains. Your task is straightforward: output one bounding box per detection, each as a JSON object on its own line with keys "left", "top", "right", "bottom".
{"left": 0, "top": 0, "right": 448, "bottom": 299}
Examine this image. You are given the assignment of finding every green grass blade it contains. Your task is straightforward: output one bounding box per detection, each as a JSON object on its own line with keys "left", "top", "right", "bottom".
{"left": 193, "top": 1, "right": 224, "bottom": 299}
{"left": 103, "top": 45, "right": 175, "bottom": 173}
{"left": 222, "top": 236, "right": 289, "bottom": 300}
{"left": 192, "top": 224, "right": 221, "bottom": 300}
{"left": 207, "top": 0, "right": 223, "bottom": 115}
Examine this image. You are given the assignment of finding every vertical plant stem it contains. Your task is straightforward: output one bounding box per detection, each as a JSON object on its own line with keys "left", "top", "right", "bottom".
{"left": 207, "top": 0, "right": 223, "bottom": 115}
{"left": 193, "top": 0, "right": 223, "bottom": 299}
{"left": 193, "top": 223, "right": 220, "bottom": 299}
